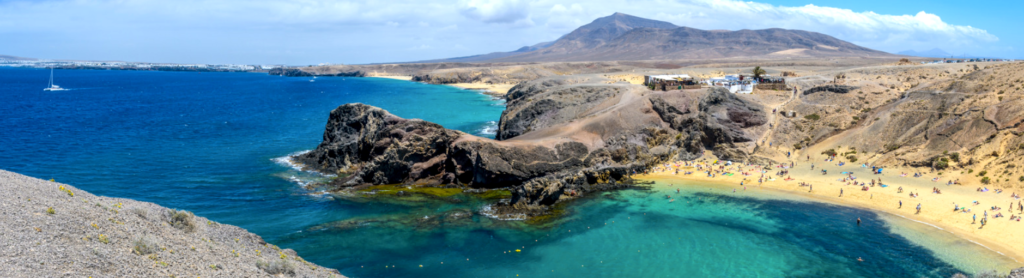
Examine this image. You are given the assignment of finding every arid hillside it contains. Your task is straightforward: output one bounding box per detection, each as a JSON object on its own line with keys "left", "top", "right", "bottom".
{"left": 758, "top": 61, "right": 1024, "bottom": 189}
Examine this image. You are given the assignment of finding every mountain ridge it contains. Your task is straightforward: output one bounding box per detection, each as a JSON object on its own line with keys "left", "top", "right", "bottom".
{"left": 431, "top": 12, "right": 893, "bottom": 63}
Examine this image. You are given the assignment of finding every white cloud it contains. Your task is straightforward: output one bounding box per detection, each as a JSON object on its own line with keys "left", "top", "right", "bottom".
{"left": 458, "top": 0, "right": 531, "bottom": 24}
{"left": 0, "top": 0, "right": 1010, "bottom": 64}
{"left": 645, "top": 1, "right": 997, "bottom": 53}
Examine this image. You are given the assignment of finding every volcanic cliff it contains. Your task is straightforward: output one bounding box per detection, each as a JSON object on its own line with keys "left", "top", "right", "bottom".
{"left": 295, "top": 76, "right": 770, "bottom": 216}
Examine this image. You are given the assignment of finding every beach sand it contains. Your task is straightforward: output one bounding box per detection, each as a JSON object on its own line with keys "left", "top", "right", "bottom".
{"left": 637, "top": 157, "right": 1024, "bottom": 264}
{"left": 448, "top": 83, "right": 516, "bottom": 96}
{"left": 371, "top": 75, "right": 414, "bottom": 81}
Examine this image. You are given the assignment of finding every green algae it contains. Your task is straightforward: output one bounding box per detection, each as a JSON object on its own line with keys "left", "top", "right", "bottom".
{"left": 472, "top": 189, "right": 512, "bottom": 200}
{"left": 358, "top": 184, "right": 464, "bottom": 198}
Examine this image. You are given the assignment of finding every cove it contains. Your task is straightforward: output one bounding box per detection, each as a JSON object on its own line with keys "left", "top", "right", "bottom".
{"left": 0, "top": 67, "right": 1015, "bottom": 277}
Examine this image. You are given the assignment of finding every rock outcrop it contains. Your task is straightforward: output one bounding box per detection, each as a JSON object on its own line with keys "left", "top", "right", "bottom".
{"left": 297, "top": 76, "right": 771, "bottom": 217}
{"left": 268, "top": 68, "right": 314, "bottom": 77}
{"left": 268, "top": 67, "right": 367, "bottom": 77}
{"left": 295, "top": 103, "right": 653, "bottom": 216}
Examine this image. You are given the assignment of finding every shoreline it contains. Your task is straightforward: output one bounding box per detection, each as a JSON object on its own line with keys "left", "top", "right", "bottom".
{"left": 369, "top": 75, "right": 414, "bottom": 81}
{"left": 366, "top": 75, "right": 511, "bottom": 96}
{"left": 445, "top": 82, "right": 514, "bottom": 96}
{"left": 636, "top": 159, "right": 1024, "bottom": 265}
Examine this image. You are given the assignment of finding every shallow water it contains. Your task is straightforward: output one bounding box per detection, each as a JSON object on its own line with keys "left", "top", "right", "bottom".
{"left": 0, "top": 67, "right": 1018, "bottom": 277}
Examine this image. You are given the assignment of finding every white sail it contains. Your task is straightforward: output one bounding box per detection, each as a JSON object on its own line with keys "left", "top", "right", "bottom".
{"left": 43, "top": 67, "right": 69, "bottom": 91}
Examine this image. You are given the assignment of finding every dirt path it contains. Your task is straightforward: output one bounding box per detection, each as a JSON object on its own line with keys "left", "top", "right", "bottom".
{"left": 757, "top": 88, "right": 799, "bottom": 151}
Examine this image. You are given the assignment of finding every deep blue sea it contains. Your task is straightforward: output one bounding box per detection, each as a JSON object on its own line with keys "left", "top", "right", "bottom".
{"left": 0, "top": 67, "right": 1017, "bottom": 277}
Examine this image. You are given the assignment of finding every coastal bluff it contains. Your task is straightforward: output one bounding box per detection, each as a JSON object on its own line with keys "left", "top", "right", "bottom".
{"left": 295, "top": 76, "right": 772, "bottom": 217}
{"left": 0, "top": 170, "right": 341, "bottom": 278}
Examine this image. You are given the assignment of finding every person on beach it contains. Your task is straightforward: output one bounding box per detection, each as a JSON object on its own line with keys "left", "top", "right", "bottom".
{"left": 840, "top": 189, "right": 843, "bottom": 197}
{"left": 973, "top": 214, "right": 976, "bottom": 224}
{"left": 899, "top": 200, "right": 902, "bottom": 209}
{"left": 916, "top": 203, "right": 921, "bottom": 214}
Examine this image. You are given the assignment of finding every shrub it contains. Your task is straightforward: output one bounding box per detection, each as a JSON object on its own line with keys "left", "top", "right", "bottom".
{"left": 979, "top": 170, "right": 988, "bottom": 176}
{"left": 131, "top": 208, "right": 148, "bottom": 219}
{"left": 949, "top": 152, "right": 960, "bottom": 162}
{"left": 968, "top": 169, "right": 974, "bottom": 174}
{"left": 46, "top": 207, "right": 55, "bottom": 214}
{"left": 991, "top": 151, "right": 999, "bottom": 157}
{"left": 935, "top": 159, "right": 949, "bottom": 170}
{"left": 168, "top": 210, "right": 196, "bottom": 233}
{"left": 884, "top": 144, "right": 900, "bottom": 152}
{"left": 804, "top": 114, "right": 821, "bottom": 121}
{"left": 846, "top": 155, "right": 858, "bottom": 162}
{"left": 821, "top": 149, "right": 837, "bottom": 156}
{"left": 133, "top": 236, "right": 160, "bottom": 255}
{"left": 257, "top": 260, "right": 295, "bottom": 276}
{"left": 981, "top": 177, "right": 991, "bottom": 184}
{"left": 1019, "top": 176, "right": 1024, "bottom": 182}
{"left": 793, "top": 143, "right": 803, "bottom": 150}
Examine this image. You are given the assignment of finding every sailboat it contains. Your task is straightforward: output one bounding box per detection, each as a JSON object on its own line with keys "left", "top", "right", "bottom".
{"left": 43, "top": 67, "right": 69, "bottom": 91}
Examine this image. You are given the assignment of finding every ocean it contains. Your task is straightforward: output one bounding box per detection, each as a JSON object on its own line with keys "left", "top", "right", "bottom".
{"left": 0, "top": 67, "right": 1016, "bottom": 277}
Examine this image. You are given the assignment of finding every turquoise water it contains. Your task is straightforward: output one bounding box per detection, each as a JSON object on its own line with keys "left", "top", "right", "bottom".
{"left": 0, "top": 67, "right": 1017, "bottom": 277}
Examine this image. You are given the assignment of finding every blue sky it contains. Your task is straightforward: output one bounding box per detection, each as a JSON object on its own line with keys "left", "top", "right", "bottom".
{"left": 0, "top": 0, "right": 1018, "bottom": 65}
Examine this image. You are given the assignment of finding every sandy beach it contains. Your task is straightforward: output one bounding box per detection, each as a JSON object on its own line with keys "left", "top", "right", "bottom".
{"left": 637, "top": 155, "right": 1024, "bottom": 264}
{"left": 447, "top": 82, "right": 515, "bottom": 96}
{"left": 371, "top": 75, "right": 414, "bottom": 81}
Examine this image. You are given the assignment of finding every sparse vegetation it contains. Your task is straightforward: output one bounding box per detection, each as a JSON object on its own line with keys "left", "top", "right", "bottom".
{"left": 98, "top": 234, "right": 110, "bottom": 244}
{"left": 133, "top": 236, "right": 160, "bottom": 255}
{"left": 804, "top": 113, "right": 820, "bottom": 121}
{"left": 884, "top": 144, "right": 900, "bottom": 152}
{"left": 46, "top": 207, "right": 55, "bottom": 214}
{"left": 981, "top": 177, "right": 991, "bottom": 184}
{"left": 257, "top": 259, "right": 296, "bottom": 276}
{"left": 169, "top": 210, "right": 196, "bottom": 233}
{"left": 935, "top": 157, "right": 949, "bottom": 170}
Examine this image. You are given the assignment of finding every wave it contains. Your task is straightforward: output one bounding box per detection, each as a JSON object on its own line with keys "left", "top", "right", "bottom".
{"left": 271, "top": 150, "right": 335, "bottom": 188}
{"left": 271, "top": 150, "right": 312, "bottom": 172}
{"left": 888, "top": 213, "right": 1020, "bottom": 263}
{"left": 477, "top": 121, "right": 498, "bottom": 136}
{"left": 479, "top": 203, "right": 527, "bottom": 221}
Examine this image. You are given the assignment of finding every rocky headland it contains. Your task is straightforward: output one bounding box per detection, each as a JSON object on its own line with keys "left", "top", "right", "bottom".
{"left": 0, "top": 170, "right": 340, "bottom": 278}
{"left": 294, "top": 75, "right": 771, "bottom": 218}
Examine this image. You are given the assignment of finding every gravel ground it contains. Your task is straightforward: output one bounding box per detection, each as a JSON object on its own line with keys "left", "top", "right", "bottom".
{"left": 0, "top": 170, "right": 343, "bottom": 278}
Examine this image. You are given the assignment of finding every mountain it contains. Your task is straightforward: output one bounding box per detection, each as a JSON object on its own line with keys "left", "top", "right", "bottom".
{"left": 432, "top": 13, "right": 892, "bottom": 63}
{"left": 898, "top": 48, "right": 952, "bottom": 58}
{"left": 0, "top": 55, "right": 37, "bottom": 61}
{"left": 413, "top": 41, "right": 553, "bottom": 63}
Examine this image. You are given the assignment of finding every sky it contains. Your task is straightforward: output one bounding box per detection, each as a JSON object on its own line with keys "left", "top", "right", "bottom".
{"left": 1, "top": 0, "right": 1020, "bottom": 65}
